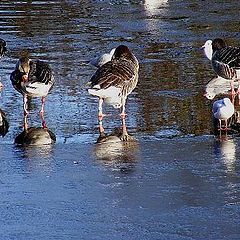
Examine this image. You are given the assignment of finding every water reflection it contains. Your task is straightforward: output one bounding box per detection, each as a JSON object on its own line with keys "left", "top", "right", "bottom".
{"left": 143, "top": 0, "right": 168, "bottom": 16}
{"left": 15, "top": 126, "right": 56, "bottom": 146}
{"left": 214, "top": 137, "right": 236, "bottom": 172}
{"left": 94, "top": 132, "right": 139, "bottom": 173}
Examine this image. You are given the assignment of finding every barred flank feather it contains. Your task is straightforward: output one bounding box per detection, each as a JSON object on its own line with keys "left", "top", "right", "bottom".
{"left": 211, "top": 39, "right": 240, "bottom": 80}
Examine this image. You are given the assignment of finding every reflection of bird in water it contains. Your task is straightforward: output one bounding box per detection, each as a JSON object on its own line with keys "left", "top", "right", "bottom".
{"left": 0, "top": 38, "right": 7, "bottom": 58}
{"left": 204, "top": 76, "right": 239, "bottom": 100}
{"left": 212, "top": 98, "right": 234, "bottom": 132}
{"left": 144, "top": 0, "right": 168, "bottom": 16}
{"left": 10, "top": 56, "right": 54, "bottom": 130}
{"left": 202, "top": 38, "right": 240, "bottom": 101}
{"left": 94, "top": 131, "right": 139, "bottom": 173}
{"left": 214, "top": 138, "right": 236, "bottom": 172}
{"left": 88, "top": 45, "right": 139, "bottom": 141}
{"left": 90, "top": 48, "right": 116, "bottom": 68}
{"left": 0, "top": 109, "right": 9, "bottom": 137}
{"left": 15, "top": 127, "right": 56, "bottom": 146}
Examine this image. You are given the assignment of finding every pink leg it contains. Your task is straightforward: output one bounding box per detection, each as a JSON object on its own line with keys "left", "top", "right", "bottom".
{"left": 39, "top": 97, "right": 47, "bottom": 128}
{"left": 23, "top": 95, "right": 29, "bottom": 130}
{"left": 98, "top": 98, "right": 105, "bottom": 136}
{"left": 23, "top": 95, "right": 29, "bottom": 116}
{"left": 40, "top": 96, "right": 45, "bottom": 114}
{"left": 23, "top": 114, "right": 28, "bottom": 131}
{"left": 119, "top": 102, "right": 132, "bottom": 141}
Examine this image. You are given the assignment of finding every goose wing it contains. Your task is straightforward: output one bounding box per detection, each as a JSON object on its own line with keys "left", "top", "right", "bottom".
{"left": 29, "top": 60, "right": 54, "bottom": 85}
{"left": 90, "top": 59, "right": 136, "bottom": 90}
{"left": 215, "top": 47, "right": 240, "bottom": 68}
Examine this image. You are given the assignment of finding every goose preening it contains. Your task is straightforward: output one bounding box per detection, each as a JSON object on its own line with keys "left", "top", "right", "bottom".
{"left": 88, "top": 45, "right": 139, "bottom": 141}
{"left": 0, "top": 38, "right": 7, "bottom": 58}
{"left": 202, "top": 38, "right": 240, "bottom": 98}
{"left": 90, "top": 48, "right": 116, "bottom": 68}
{"left": 10, "top": 57, "right": 54, "bottom": 130}
{"left": 212, "top": 98, "right": 234, "bottom": 131}
{"left": 0, "top": 109, "right": 9, "bottom": 137}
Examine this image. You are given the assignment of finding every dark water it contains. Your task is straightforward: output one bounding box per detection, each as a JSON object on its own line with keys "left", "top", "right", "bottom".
{"left": 0, "top": 0, "right": 240, "bottom": 239}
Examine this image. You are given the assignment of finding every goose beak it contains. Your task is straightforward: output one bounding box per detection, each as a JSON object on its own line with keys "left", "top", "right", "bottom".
{"left": 22, "top": 73, "right": 29, "bottom": 82}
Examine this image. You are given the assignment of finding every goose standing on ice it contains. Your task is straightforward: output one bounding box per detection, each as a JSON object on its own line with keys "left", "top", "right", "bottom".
{"left": 212, "top": 97, "right": 234, "bottom": 131}
{"left": 202, "top": 38, "right": 240, "bottom": 98}
{"left": 10, "top": 57, "right": 54, "bottom": 130}
{"left": 88, "top": 45, "right": 139, "bottom": 141}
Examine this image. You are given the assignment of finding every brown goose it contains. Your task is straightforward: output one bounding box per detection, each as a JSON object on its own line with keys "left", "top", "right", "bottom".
{"left": 10, "top": 57, "right": 54, "bottom": 129}
{"left": 88, "top": 45, "right": 139, "bottom": 141}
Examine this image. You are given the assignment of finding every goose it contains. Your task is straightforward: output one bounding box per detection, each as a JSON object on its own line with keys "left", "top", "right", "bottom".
{"left": 90, "top": 48, "right": 116, "bottom": 68}
{"left": 0, "top": 38, "right": 7, "bottom": 58}
{"left": 202, "top": 38, "right": 240, "bottom": 96}
{"left": 88, "top": 45, "right": 139, "bottom": 141}
{"left": 212, "top": 98, "right": 234, "bottom": 131}
{"left": 10, "top": 57, "right": 54, "bottom": 129}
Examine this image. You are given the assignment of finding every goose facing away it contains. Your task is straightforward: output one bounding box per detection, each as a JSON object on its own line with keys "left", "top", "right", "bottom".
{"left": 88, "top": 45, "right": 139, "bottom": 141}
{"left": 202, "top": 38, "right": 240, "bottom": 96}
{"left": 10, "top": 57, "right": 54, "bottom": 129}
{"left": 0, "top": 38, "right": 7, "bottom": 58}
{"left": 212, "top": 97, "right": 234, "bottom": 131}
{"left": 90, "top": 48, "right": 116, "bottom": 68}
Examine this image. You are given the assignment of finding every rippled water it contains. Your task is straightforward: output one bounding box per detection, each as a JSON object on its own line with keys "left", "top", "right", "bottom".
{"left": 0, "top": 1, "right": 240, "bottom": 239}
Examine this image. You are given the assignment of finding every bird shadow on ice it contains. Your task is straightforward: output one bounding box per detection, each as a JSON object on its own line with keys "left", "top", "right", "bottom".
{"left": 93, "top": 128, "right": 140, "bottom": 173}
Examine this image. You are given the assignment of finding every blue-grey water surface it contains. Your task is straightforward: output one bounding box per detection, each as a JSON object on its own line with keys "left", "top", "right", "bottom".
{"left": 0, "top": 0, "right": 240, "bottom": 239}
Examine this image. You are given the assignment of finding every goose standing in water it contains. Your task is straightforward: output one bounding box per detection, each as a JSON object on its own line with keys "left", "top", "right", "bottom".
{"left": 10, "top": 57, "right": 54, "bottom": 130}
{"left": 213, "top": 97, "right": 234, "bottom": 132}
{"left": 88, "top": 45, "right": 139, "bottom": 141}
{"left": 202, "top": 38, "right": 240, "bottom": 100}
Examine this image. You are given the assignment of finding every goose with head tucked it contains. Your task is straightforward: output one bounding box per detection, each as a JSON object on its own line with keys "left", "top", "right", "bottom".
{"left": 88, "top": 45, "right": 139, "bottom": 141}
{"left": 213, "top": 97, "right": 234, "bottom": 132}
{"left": 202, "top": 38, "right": 240, "bottom": 99}
{"left": 10, "top": 56, "right": 54, "bottom": 129}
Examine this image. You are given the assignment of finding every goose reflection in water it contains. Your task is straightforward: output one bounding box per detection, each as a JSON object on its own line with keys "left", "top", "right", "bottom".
{"left": 15, "top": 126, "right": 56, "bottom": 146}
{"left": 94, "top": 129, "right": 139, "bottom": 173}
{"left": 214, "top": 137, "right": 236, "bottom": 172}
{"left": 144, "top": 0, "right": 168, "bottom": 16}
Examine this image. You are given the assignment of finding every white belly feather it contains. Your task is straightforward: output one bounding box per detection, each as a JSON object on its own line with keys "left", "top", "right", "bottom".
{"left": 88, "top": 86, "right": 122, "bottom": 108}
